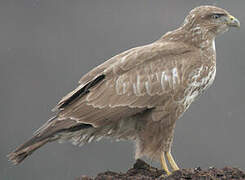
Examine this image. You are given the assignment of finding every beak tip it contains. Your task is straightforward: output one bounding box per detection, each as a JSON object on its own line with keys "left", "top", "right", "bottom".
{"left": 228, "top": 15, "right": 240, "bottom": 28}
{"left": 233, "top": 18, "right": 240, "bottom": 28}
{"left": 234, "top": 20, "right": 240, "bottom": 28}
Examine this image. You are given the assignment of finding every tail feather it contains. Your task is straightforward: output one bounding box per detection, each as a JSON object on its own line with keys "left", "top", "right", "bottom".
{"left": 8, "top": 118, "right": 93, "bottom": 165}
{"left": 7, "top": 119, "right": 60, "bottom": 165}
{"left": 33, "top": 116, "right": 56, "bottom": 136}
{"left": 7, "top": 136, "right": 50, "bottom": 165}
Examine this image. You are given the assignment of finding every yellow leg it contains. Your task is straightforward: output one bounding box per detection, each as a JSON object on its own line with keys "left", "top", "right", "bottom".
{"left": 166, "top": 151, "right": 179, "bottom": 171}
{"left": 160, "top": 152, "right": 171, "bottom": 175}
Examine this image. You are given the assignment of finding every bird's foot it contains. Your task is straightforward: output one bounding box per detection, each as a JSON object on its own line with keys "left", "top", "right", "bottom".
{"left": 160, "top": 150, "right": 179, "bottom": 176}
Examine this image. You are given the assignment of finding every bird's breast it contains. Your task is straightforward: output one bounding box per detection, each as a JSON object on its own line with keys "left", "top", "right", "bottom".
{"left": 176, "top": 64, "right": 216, "bottom": 109}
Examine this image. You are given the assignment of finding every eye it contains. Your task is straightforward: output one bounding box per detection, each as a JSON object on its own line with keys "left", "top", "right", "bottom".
{"left": 211, "top": 14, "right": 225, "bottom": 19}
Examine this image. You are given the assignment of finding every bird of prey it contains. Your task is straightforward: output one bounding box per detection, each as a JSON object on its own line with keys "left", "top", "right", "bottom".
{"left": 8, "top": 5, "right": 240, "bottom": 174}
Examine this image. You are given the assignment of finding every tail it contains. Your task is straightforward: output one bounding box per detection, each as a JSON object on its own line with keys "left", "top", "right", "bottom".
{"left": 7, "top": 135, "right": 51, "bottom": 165}
{"left": 8, "top": 117, "right": 92, "bottom": 165}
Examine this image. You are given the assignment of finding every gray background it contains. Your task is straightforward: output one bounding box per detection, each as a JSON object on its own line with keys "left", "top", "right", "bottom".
{"left": 1, "top": 0, "right": 244, "bottom": 179}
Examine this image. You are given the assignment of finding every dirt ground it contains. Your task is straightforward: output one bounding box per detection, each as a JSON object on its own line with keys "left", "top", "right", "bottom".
{"left": 77, "top": 159, "right": 245, "bottom": 180}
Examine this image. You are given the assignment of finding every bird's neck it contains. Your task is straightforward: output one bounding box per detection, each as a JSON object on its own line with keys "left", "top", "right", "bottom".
{"left": 160, "top": 26, "right": 216, "bottom": 49}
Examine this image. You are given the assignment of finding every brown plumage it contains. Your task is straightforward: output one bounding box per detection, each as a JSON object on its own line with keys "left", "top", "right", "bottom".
{"left": 8, "top": 5, "right": 239, "bottom": 173}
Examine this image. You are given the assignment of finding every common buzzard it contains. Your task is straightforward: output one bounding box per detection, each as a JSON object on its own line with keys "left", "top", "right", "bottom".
{"left": 8, "top": 5, "right": 240, "bottom": 174}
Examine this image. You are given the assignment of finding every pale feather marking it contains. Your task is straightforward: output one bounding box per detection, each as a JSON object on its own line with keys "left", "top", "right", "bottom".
{"left": 212, "top": 40, "right": 216, "bottom": 51}
{"left": 136, "top": 74, "right": 141, "bottom": 95}
{"left": 115, "top": 77, "right": 121, "bottom": 95}
{"left": 172, "top": 67, "right": 178, "bottom": 85}
{"left": 161, "top": 71, "right": 166, "bottom": 90}
{"left": 145, "top": 81, "right": 151, "bottom": 95}
{"left": 133, "top": 83, "right": 137, "bottom": 95}
{"left": 122, "top": 82, "right": 127, "bottom": 94}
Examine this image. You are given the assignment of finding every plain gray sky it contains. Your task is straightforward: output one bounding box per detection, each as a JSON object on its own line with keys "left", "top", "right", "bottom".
{"left": 1, "top": 0, "right": 245, "bottom": 179}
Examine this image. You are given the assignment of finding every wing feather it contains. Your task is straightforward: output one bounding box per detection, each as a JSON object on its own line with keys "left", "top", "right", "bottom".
{"left": 55, "top": 41, "right": 192, "bottom": 127}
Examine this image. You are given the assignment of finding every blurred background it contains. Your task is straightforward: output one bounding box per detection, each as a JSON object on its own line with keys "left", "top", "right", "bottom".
{"left": 0, "top": 0, "right": 244, "bottom": 179}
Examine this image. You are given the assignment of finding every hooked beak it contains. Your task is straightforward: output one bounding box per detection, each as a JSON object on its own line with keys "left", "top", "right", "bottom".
{"left": 226, "top": 15, "right": 240, "bottom": 28}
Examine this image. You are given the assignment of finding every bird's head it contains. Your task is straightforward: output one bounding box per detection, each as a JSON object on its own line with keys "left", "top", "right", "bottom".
{"left": 183, "top": 6, "right": 240, "bottom": 37}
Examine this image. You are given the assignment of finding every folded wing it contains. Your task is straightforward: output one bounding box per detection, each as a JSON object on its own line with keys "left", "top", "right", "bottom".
{"left": 54, "top": 41, "right": 192, "bottom": 127}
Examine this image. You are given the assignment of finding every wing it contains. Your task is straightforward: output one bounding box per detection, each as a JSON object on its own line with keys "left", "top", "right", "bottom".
{"left": 54, "top": 41, "right": 193, "bottom": 127}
